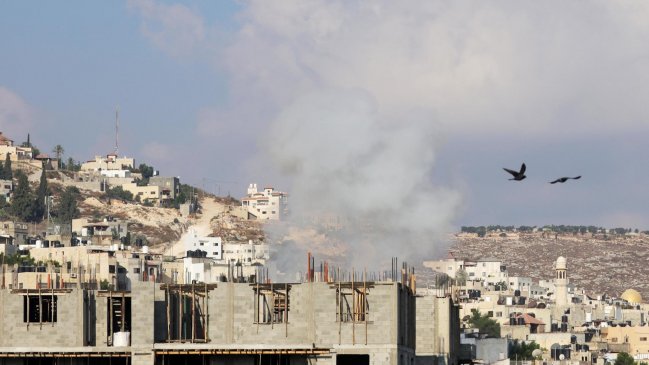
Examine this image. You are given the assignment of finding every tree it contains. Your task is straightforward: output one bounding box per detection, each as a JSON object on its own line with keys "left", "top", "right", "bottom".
{"left": 106, "top": 185, "right": 134, "bottom": 201}
{"left": 55, "top": 186, "right": 80, "bottom": 224}
{"left": 138, "top": 164, "right": 154, "bottom": 178}
{"left": 509, "top": 340, "right": 541, "bottom": 360}
{"left": 455, "top": 269, "right": 468, "bottom": 286}
{"left": 3, "top": 154, "right": 11, "bottom": 180}
{"left": 9, "top": 171, "right": 36, "bottom": 221}
{"left": 615, "top": 352, "right": 636, "bottom": 365}
{"left": 52, "top": 145, "right": 64, "bottom": 161}
{"left": 33, "top": 169, "right": 49, "bottom": 221}
{"left": 467, "top": 309, "right": 501, "bottom": 338}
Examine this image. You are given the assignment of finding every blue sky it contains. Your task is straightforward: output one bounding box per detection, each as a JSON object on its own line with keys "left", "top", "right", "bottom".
{"left": 1, "top": 1, "right": 648, "bottom": 231}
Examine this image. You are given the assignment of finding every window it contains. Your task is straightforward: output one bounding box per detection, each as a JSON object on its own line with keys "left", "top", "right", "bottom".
{"left": 641, "top": 337, "right": 648, "bottom": 341}
{"left": 199, "top": 242, "right": 204, "bottom": 246}
{"left": 24, "top": 295, "right": 57, "bottom": 323}
{"left": 213, "top": 242, "right": 218, "bottom": 246}
{"left": 109, "top": 265, "right": 116, "bottom": 274}
{"left": 133, "top": 268, "right": 140, "bottom": 274}
{"left": 254, "top": 285, "right": 290, "bottom": 324}
{"left": 337, "top": 286, "right": 368, "bottom": 322}
{"left": 212, "top": 252, "right": 218, "bottom": 256}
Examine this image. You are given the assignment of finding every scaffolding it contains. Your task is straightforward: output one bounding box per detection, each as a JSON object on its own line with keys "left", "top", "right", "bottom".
{"left": 162, "top": 283, "right": 217, "bottom": 343}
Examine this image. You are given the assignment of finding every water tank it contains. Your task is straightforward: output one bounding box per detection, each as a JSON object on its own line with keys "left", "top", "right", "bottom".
{"left": 518, "top": 317, "right": 525, "bottom": 325}
{"left": 510, "top": 317, "right": 517, "bottom": 325}
{"left": 142, "top": 245, "right": 149, "bottom": 254}
{"left": 506, "top": 297, "right": 513, "bottom": 306}
{"left": 562, "top": 315, "right": 568, "bottom": 323}
{"left": 586, "top": 312, "right": 592, "bottom": 322}
{"left": 571, "top": 335, "right": 577, "bottom": 344}
{"left": 515, "top": 289, "right": 521, "bottom": 296}
{"left": 561, "top": 323, "right": 568, "bottom": 332}
{"left": 35, "top": 239, "right": 42, "bottom": 248}
{"left": 113, "top": 332, "right": 130, "bottom": 347}
{"left": 120, "top": 244, "right": 124, "bottom": 250}
{"left": 551, "top": 323, "right": 559, "bottom": 332}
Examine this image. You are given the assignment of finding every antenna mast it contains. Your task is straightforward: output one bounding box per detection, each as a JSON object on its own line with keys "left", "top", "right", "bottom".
{"left": 115, "top": 106, "right": 119, "bottom": 155}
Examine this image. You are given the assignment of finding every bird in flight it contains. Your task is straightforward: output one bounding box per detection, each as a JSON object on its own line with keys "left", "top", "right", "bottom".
{"left": 549, "top": 176, "right": 581, "bottom": 184}
{"left": 503, "top": 163, "right": 526, "bottom": 181}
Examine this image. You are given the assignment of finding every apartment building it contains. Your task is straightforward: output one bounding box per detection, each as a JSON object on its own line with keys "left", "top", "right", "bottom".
{"left": 241, "top": 183, "right": 288, "bottom": 220}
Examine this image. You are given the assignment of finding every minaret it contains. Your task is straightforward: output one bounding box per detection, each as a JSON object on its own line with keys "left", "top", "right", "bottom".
{"left": 555, "top": 256, "right": 568, "bottom": 306}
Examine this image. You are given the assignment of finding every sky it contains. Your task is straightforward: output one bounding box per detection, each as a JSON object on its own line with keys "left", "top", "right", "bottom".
{"left": 1, "top": 1, "right": 649, "bottom": 233}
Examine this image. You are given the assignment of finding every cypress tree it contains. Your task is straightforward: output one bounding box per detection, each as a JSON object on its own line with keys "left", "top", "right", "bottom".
{"left": 4, "top": 154, "right": 12, "bottom": 180}
{"left": 9, "top": 172, "right": 34, "bottom": 222}
{"left": 56, "top": 186, "right": 80, "bottom": 224}
{"left": 34, "top": 169, "right": 48, "bottom": 221}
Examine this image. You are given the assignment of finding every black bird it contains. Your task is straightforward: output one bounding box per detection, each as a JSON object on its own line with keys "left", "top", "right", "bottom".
{"left": 503, "top": 163, "right": 527, "bottom": 181}
{"left": 549, "top": 176, "right": 581, "bottom": 184}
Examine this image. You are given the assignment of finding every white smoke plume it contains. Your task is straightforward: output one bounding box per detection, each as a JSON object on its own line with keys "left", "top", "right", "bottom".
{"left": 259, "top": 87, "right": 460, "bottom": 271}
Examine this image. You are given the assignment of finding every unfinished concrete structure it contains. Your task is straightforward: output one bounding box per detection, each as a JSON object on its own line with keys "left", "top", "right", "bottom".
{"left": 0, "top": 277, "right": 458, "bottom": 365}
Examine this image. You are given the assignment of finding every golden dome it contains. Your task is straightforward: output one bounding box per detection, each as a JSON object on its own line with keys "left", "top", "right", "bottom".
{"left": 621, "top": 289, "right": 642, "bottom": 304}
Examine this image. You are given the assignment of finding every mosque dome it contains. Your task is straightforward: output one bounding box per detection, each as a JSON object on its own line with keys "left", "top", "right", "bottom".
{"left": 621, "top": 289, "right": 642, "bottom": 304}
{"left": 555, "top": 256, "right": 567, "bottom": 270}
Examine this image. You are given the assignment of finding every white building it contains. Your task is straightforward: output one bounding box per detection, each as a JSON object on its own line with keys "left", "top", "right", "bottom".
{"left": 424, "top": 257, "right": 508, "bottom": 286}
{"left": 185, "top": 233, "right": 222, "bottom": 260}
{"left": 100, "top": 169, "right": 132, "bottom": 178}
{"left": 221, "top": 241, "right": 269, "bottom": 264}
{"left": 182, "top": 240, "right": 269, "bottom": 284}
{"left": 241, "top": 183, "right": 288, "bottom": 220}
{"left": 81, "top": 154, "right": 135, "bottom": 172}
{"left": 508, "top": 276, "right": 533, "bottom": 293}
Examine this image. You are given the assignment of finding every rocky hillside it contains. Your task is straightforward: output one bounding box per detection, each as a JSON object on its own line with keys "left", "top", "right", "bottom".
{"left": 447, "top": 232, "right": 649, "bottom": 299}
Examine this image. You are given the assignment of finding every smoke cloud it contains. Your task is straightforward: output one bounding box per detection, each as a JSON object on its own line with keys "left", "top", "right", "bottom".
{"left": 261, "top": 88, "right": 461, "bottom": 270}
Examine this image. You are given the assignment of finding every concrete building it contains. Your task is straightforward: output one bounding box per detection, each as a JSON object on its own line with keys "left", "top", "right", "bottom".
{"left": 184, "top": 233, "right": 222, "bottom": 260}
{"left": 100, "top": 169, "right": 132, "bottom": 178}
{"left": 508, "top": 276, "right": 532, "bottom": 294}
{"left": 0, "top": 221, "right": 29, "bottom": 246}
{"left": 0, "top": 179, "right": 12, "bottom": 202}
{"left": 121, "top": 183, "right": 163, "bottom": 205}
{"left": 148, "top": 176, "right": 180, "bottom": 200}
{"left": 0, "top": 278, "right": 446, "bottom": 365}
{"left": 241, "top": 183, "right": 288, "bottom": 220}
{"left": 424, "top": 257, "right": 508, "bottom": 287}
{"left": 81, "top": 154, "right": 135, "bottom": 172}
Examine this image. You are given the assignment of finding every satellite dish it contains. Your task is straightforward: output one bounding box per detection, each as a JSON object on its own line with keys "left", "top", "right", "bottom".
{"left": 559, "top": 354, "right": 565, "bottom": 360}
{"left": 532, "top": 349, "right": 543, "bottom": 357}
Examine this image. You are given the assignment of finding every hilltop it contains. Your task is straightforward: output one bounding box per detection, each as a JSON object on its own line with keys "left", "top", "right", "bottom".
{"left": 447, "top": 229, "right": 649, "bottom": 299}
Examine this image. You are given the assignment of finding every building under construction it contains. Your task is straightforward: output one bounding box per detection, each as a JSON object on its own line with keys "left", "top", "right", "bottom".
{"left": 0, "top": 272, "right": 459, "bottom": 365}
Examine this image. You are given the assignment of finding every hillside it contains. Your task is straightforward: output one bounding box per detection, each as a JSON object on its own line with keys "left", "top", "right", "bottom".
{"left": 447, "top": 231, "right": 649, "bottom": 299}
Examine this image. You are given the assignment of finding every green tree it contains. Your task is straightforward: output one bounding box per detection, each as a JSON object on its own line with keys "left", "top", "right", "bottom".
{"left": 615, "top": 352, "right": 635, "bottom": 365}
{"left": 9, "top": 171, "right": 36, "bottom": 222}
{"left": 33, "top": 169, "right": 49, "bottom": 221}
{"left": 52, "top": 144, "right": 64, "bottom": 161}
{"left": 106, "top": 185, "right": 134, "bottom": 201}
{"left": 3, "top": 154, "right": 12, "bottom": 180}
{"left": 467, "top": 309, "right": 501, "bottom": 338}
{"left": 55, "top": 186, "right": 80, "bottom": 224}
{"left": 509, "top": 340, "right": 541, "bottom": 360}
{"left": 138, "top": 163, "right": 155, "bottom": 179}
